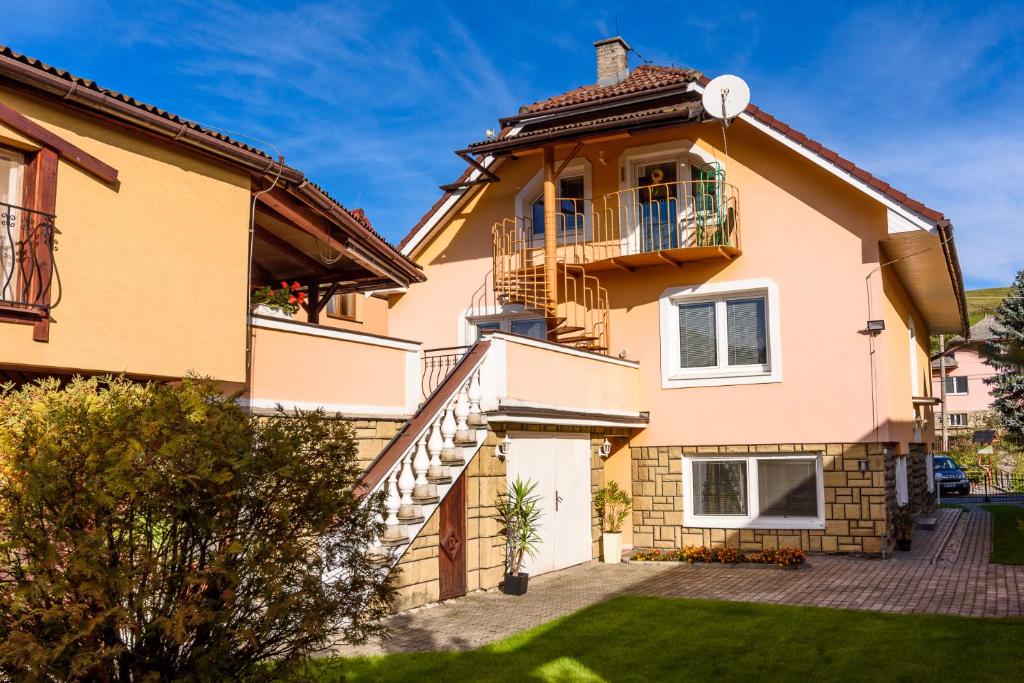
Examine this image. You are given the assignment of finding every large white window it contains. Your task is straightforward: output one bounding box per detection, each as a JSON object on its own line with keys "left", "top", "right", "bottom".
{"left": 945, "top": 376, "right": 968, "bottom": 395}
{"left": 660, "top": 278, "right": 782, "bottom": 388}
{"left": 683, "top": 454, "right": 824, "bottom": 529}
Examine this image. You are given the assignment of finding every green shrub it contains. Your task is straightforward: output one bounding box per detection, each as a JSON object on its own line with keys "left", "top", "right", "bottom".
{"left": 0, "top": 376, "right": 394, "bottom": 681}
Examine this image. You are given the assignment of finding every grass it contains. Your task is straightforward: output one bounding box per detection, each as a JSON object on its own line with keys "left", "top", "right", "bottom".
{"left": 966, "top": 286, "right": 1010, "bottom": 326}
{"left": 982, "top": 504, "right": 1024, "bottom": 564}
{"left": 938, "top": 503, "right": 967, "bottom": 510}
{"left": 308, "top": 596, "right": 1024, "bottom": 682}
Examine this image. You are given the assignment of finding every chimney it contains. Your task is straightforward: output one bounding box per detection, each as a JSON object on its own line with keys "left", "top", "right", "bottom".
{"left": 594, "top": 36, "right": 631, "bottom": 86}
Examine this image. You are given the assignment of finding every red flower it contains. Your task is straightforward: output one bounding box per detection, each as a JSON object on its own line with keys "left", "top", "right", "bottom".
{"left": 280, "top": 281, "right": 288, "bottom": 289}
{"left": 291, "top": 281, "right": 301, "bottom": 291}
{"left": 297, "top": 291, "right": 307, "bottom": 303}
{"left": 288, "top": 295, "right": 297, "bottom": 304}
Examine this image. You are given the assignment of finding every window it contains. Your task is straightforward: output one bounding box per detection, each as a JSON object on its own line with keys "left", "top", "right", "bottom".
{"left": 948, "top": 413, "right": 968, "bottom": 427}
{"left": 530, "top": 176, "right": 584, "bottom": 242}
{"left": 470, "top": 315, "right": 547, "bottom": 342}
{"left": 325, "top": 292, "right": 358, "bottom": 321}
{"left": 660, "top": 279, "right": 782, "bottom": 388}
{"left": 677, "top": 296, "right": 767, "bottom": 370}
{"left": 683, "top": 454, "right": 824, "bottom": 529}
{"left": 945, "top": 376, "right": 968, "bottom": 395}
{"left": 0, "top": 149, "right": 24, "bottom": 303}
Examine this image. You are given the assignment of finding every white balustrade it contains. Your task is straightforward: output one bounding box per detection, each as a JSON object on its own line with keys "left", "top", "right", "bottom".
{"left": 413, "top": 435, "right": 430, "bottom": 498}
{"left": 398, "top": 450, "right": 417, "bottom": 519}
{"left": 384, "top": 470, "right": 402, "bottom": 540}
{"left": 468, "top": 369, "right": 486, "bottom": 427}
{"left": 427, "top": 419, "right": 446, "bottom": 483}
{"left": 441, "top": 401, "right": 458, "bottom": 463}
{"left": 454, "top": 385, "right": 472, "bottom": 444}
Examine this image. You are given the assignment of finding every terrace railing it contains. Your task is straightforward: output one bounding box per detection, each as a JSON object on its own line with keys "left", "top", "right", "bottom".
{"left": 0, "top": 201, "right": 58, "bottom": 315}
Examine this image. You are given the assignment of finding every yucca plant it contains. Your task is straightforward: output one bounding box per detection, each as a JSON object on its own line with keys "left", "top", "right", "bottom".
{"left": 594, "top": 480, "right": 632, "bottom": 533}
{"left": 495, "top": 477, "right": 543, "bottom": 577}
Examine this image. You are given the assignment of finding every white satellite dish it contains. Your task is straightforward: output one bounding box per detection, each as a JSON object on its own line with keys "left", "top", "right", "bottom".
{"left": 702, "top": 74, "right": 751, "bottom": 122}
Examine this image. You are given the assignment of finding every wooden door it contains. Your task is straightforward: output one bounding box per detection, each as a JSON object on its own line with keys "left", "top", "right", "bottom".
{"left": 438, "top": 474, "right": 467, "bottom": 600}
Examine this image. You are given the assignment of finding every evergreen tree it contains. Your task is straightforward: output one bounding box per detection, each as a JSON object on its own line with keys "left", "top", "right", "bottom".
{"left": 985, "top": 270, "right": 1024, "bottom": 437}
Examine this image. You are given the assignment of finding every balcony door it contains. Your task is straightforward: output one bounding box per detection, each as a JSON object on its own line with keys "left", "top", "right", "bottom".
{"left": 0, "top": 149, "right": 24, "bottom": 303}
{"left": 633, "top": 159, "right": 681, "bottom": 253}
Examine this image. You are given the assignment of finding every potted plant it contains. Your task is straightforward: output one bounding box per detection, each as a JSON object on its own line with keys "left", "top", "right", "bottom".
{"left": 894, "top": 505, "right": 915, "bottom": 551}
{"left": 251, "top": 281, "right": 305, "bottom": 318}
{"left": 495, "top": 477, "right": 542, "bottom": 595}
{"left": 594, "top": 481, "right": 631, "bottom": 564}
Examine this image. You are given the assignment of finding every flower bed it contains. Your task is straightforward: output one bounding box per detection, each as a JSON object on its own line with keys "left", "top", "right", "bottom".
{"left": 631, "top": 545, "right": 806, "bottom": 569}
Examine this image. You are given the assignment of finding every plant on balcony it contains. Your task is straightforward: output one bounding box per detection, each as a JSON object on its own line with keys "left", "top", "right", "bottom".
{"left": 594, "top": 481, "right": 632, "bottom": 564}
{"left": 251, "top": 280, "right": 306, "bottom": 315}
{"left": 0, "top": 376, "right": 394, "bottom": 681}
{"left": 495, "top": 477, "right": 542, "bottom": 595}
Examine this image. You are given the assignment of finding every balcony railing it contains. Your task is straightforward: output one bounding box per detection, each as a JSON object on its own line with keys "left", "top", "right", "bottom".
{"left": 0, "top": 201, "right": 58, "bottom": 314}
{"left": 504, "top": 177, "right": 740, "bottom": 271}
{"left": 422, "top": 346, "right": 471, "bottom": 399}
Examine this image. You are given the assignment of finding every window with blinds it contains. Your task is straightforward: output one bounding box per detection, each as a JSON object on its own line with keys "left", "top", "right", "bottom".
{"left": 678, "top": 302, "right": 717, "bottom": 368}
{"left": 684, "top": 454, "right": 822, "bottom": 527}
{"left": 676, "top": 294, "right": 768, "bottom": 371}
{"left": 692, "top": 460, "right": 747, "bottom": 515}
{"left": 757, "top": 459, "right": 817, "bottom": 517}
{"left": 944, "top": 376, "right": 968, "bottom": 394}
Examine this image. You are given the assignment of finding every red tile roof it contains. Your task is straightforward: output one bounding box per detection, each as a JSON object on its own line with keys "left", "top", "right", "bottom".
{"left": 402, "top": 64, "right": 948, "bottom": 253}
{"left": 516, "top": 65, "right": 699, "bottom": 116}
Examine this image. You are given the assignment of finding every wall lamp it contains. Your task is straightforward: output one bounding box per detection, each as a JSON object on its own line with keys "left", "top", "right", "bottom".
{"left": 865, "top": 320, "right": 886, "bottom": 335}
{"left": 597, "top": 438, "right": 613, "bottom": 459}
{"left": 495, "top": 434, "right": 512, "bottom": 461}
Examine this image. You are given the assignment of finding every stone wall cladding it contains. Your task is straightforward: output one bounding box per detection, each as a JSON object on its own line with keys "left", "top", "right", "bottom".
{"left": 908, "top": 442, "right": 934, "bottom": 514}
{"left": 632, "top": 442, "right": 899, "bottom": 557}
{"left": 348, "top": 418, "right": 405, "bottom": 471}
{"left": 391, "top": 424, "right": 609, "bottom": 613}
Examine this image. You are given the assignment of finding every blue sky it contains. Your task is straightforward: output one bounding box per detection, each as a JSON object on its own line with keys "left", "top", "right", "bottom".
{"left": 5, "top": 1, "right": 1022, "bottom": 288}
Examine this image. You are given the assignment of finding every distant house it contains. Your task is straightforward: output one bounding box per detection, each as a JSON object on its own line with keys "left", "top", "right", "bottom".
{"left": 931, "top": 315, "right": 1005, "bottom": 432}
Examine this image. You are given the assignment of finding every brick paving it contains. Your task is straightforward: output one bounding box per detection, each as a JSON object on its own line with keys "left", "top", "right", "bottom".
{"left": 329, "top": 507, "right": 1022, "bottom": 656}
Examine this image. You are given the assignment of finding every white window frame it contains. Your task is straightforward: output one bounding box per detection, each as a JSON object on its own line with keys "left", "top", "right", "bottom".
{"left": 461, "top": 304, "right": 547, "bottom": 344}
{"left": 515, "top": 158, "right": 593, "bottom": 244}
{"left": 659, "top": 278, "right": 783, "bottom": 388}
{"left": 945, "top": 376, "right": 968, "bottom": 395}
{"left": 682, "top": 453, "right": 825, "bottom": 530}
{"left": 895, "top": 456, "right": 909, "bottom": 506}
{"left": 948, "top": 413, "right": 968, "bottom": 427}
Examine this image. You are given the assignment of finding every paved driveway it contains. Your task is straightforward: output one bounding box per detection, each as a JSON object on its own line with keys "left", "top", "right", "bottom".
{"left": 331, "top": 507, "right": 1023, "bottom": 656}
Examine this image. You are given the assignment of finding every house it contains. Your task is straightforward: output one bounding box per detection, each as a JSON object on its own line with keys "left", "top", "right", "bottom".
{"left": 0, "top": 45, "right": 427, "bottom": 469}
{"left": 0, "top": 39, "right": 969, "bottom": 615}
{"left": 931, "top": 315, "right": 1004, "bottom": 433}
{"left": 379, "top": 37, "right": 967, "bottom": 608}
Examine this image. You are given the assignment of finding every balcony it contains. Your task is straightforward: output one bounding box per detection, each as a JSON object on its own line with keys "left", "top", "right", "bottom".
{"left": 495, "top": 176, "right": 740, "bottom": 274}
{"left": 0, "top": 201, "right": 58, "bottom": 322}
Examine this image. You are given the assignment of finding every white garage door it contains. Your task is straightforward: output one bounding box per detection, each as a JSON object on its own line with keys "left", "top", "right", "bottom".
{"left": 505, "top": 433, "right": 592, "bottom": 576}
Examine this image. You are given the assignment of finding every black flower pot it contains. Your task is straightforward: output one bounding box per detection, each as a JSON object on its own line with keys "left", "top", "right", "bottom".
{"left": 896, "top": 539, "right": 912, "bottom": 552}
{"left": 502, "top": 572, "right": 529, "bottom": 595}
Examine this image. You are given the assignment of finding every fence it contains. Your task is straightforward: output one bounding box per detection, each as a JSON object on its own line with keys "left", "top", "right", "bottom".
{"left": 421, "top": 346, "right": 470, "bottom": 399}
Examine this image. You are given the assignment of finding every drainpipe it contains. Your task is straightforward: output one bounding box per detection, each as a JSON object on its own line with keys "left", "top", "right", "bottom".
{"left": 939, "top": 334, "right": 948, "bottom": 451}
{"left": 542, "top": 146, "right": 557, "bottom": 332}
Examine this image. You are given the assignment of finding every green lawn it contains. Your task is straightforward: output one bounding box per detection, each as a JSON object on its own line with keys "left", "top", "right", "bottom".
{"left": 307, "top": 596, "right": 1024, "bottom": 682}
{"left": 983, "top": 504, "right": 1024, "bottom": 564}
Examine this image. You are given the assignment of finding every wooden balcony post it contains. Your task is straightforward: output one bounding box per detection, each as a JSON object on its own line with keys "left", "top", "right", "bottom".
{"left": 306, "top": 281, "right": 320, "bottom": 325}
{"left": 542, "top": 146, "right": 557, "bottom": 325}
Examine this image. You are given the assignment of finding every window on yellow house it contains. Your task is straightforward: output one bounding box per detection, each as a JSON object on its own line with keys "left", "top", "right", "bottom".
{"left": 0, "top": 148, "right": 24, "bottom": 303}
{"left": 325, "top": 292, "right": 358, "bottom": 321}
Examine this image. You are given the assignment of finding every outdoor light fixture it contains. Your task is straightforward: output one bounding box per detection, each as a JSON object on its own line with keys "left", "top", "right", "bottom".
{"left": 866, "top": 320, "right": 886, "bottom": 334}
{"left": 858, "top": 459, "right": 869, "bottom": 472}
{"left": 496, "top": 434, "right": 512, "bottom": 460}
{"left": 597, "top": 438, "right": 613, "bottom": 459}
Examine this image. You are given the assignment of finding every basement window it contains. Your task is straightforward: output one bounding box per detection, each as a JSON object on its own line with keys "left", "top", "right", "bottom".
{"left": 683, "top": 454, "right": 824, "bottom": 529}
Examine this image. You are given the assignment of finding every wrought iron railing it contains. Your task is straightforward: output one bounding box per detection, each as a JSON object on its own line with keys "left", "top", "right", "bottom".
{"left": 422, "top": 346, "right": 471, "bottom": 399}
{"left": 0, "top": 201, "right": 58, "bottom": 313}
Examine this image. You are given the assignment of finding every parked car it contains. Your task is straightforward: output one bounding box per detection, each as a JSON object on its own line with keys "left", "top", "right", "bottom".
{"left": 933, "top": 455, "right": 970, "bottom": 496}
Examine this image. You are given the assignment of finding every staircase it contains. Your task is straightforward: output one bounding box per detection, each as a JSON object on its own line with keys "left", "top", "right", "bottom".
{"left": 492, "top": 217, "right": 610, "bottom": 352}
{"left": 356, "top": 341, "right": 492, "bottom": 567}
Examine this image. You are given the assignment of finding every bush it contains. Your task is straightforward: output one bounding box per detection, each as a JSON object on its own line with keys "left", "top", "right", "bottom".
{"left": 593, "top": 481, "right": 632, "bottom": 533}
{"left": 747, "top": 548, "right": 777, "bottom": 565}
{"left": 713, "top": 547, "right": 743, "bottom": 564}
{"left": 773, "top": 547, "right": 807, "bottom": 568}
{"left": 0, "top": 377, "right": 394, "bottom": 681}
{"left": 682, "top": 545, "right": 712, "bottom": 564}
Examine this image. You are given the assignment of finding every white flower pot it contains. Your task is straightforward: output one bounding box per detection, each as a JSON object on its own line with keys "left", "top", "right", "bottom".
{"left": 602, "top": 532, "right": 622, "bottom": 564}
{"left": 253, "top": 304, "right": 292, "bottom": 320}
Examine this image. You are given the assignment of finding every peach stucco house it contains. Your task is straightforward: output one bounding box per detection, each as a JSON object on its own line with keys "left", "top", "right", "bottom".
{"left": 931, "top": 316, "right": 1004, "bottom": 432}
{"left": 0, "top": 40, "right": 968, "bottom": 613}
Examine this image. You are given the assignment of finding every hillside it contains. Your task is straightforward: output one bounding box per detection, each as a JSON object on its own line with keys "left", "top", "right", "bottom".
{"left": 966, "top": 287, "right": 1010, "bottom": 326}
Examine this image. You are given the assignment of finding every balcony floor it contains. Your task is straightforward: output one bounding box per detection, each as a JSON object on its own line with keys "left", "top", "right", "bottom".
{"left": 578, "top": 245, "right": 741, "bottom": 272}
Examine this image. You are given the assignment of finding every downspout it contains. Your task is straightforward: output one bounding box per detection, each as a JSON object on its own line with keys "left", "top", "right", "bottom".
{"left": 939, "top": 335, "right": 948, "bottom": 451}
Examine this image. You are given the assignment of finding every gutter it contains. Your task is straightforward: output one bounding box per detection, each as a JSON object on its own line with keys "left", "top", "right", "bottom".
{"left": 936, "top": 219, "right": 969, "bottom": 339}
